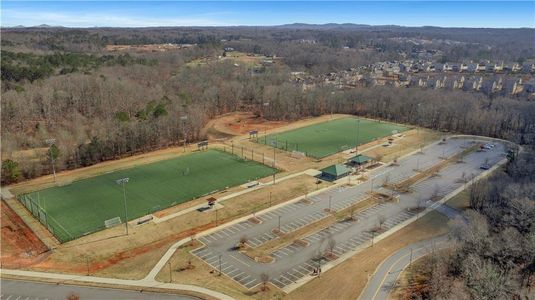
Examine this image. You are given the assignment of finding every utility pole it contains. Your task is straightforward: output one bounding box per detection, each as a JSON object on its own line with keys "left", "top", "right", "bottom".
{"left": 318, "top": 256, "right": 322, "bottom": 278}
{"left": 273, "top": 144, "right": 276, "bottom": 168}
{"left": 168, "top": 261, "right": 172, "bottom": 282}
{"left": 45, "top": 138, "right": 57, "bottom": 182}
{"left": 116, "top": 178, "right": 130, "bottom": 235}
{"left": 328, "top": 196, "right": 332, "bottom": 212}
{"left": 215, "top": 208, "right": 219, "bottom": 226}
{"left": 409, "top": 248, "right": 413, "bottom": 266}
{"left": 218, "top": 255, "right": 222, "bottom": 276}
{"left": 269, "top": 191, "right": 272, "bottom": 207}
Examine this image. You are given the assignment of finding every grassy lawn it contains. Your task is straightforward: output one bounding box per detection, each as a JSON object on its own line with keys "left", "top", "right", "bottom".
{"left": 256, "top": 117, "right": 409, "bottom": 158}
{"left": 21, "top": 149, "right": 277, "bottom": 242}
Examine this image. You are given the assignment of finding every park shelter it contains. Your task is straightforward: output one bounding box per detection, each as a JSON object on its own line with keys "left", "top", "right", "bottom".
{"left": 320, "top": 164, "right": 352, "bottom": 181}
{"left": 349, "top": 154, "right": 374, "bottom": 166}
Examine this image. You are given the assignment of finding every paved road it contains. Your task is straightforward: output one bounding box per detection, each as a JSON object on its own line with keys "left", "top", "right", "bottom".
{"left": 0, "top": 279, "right": 198, "bottom": 300}
{"left": 358, "top": 235, "right": 450, "bottom": 300}
{"left": 191, "top": 137, "right": 506, "bottom": 290}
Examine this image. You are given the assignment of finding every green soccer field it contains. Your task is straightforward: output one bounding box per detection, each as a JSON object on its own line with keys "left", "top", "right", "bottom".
{"left": 20, "top": 149, "right": 277, "bottom": 242}
{"left": 257, "top": 117, "right": 409, "bottom": 158}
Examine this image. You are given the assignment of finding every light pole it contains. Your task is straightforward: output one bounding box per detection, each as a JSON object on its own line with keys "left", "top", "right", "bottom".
{"left": 180, "top": 115, "right": 188, "bottom": 152}
{"left": 269, "top": 191, "right": 272, "bottom": 207}
{"left": 328, "top": 196, "right": 332, "bottom": 212}
{"left": 218, "top": 255, "right": 222, "bottom": 276}
{"left": 45, "top": 138, "right": 57, "bottom": 182}
{"left": 355, "top": 118, "right": 361, "bottom": 155}
{"left": 278, "top": 215, "right": 281, "bottom": 232}
{"left": 409, "top": 248, "right": 413, "bottom": 266}
{"left": 116, "top": 177, "right": 130, "bottom": 235}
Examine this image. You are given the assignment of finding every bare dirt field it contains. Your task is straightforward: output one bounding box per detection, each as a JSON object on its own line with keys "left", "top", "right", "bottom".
{"left": 1, "top": 201, "right": 49, "bottom": 268}
{"left": 203, "top": 111, "right": 291, "bottom": 139}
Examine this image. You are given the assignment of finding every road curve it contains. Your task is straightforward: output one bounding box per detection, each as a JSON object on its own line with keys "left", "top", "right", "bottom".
{"left": 358, "top": 235, "right": 451, "bottom": 300}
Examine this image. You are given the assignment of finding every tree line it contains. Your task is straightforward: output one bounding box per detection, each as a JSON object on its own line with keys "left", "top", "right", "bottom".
{"left": 1, "top": 50, "right": 156, "bottom": 85}
{"left": 2, "top": 55, "right": 535, "bottom": 184}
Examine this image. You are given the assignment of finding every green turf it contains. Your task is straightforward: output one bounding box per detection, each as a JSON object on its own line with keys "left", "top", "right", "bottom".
{"left": 256, "top": 117, "right": 409, "bottom": 158}
{"left": 21, "top": 149, "right": 277, "bottom": 242}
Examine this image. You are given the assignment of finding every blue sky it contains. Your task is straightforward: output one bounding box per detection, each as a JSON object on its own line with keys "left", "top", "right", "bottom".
{"left": 2, "top": 1, "right": 534, "bottom": 28}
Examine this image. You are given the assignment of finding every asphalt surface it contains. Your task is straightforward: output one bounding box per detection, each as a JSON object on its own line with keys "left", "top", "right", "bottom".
{"left": 0, "top": 279, "right": 198, "bottom": 300}
{"left": 191, "top": 138, "right": 506, "bottom": 290}
{"left": 358, "top": 235, "right": 450, "bottom": 300}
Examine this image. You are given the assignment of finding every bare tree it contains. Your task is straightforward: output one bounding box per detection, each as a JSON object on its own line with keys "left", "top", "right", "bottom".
{"left": 327, "top": 236, "right": 336, "bottom": 256}
{"left": 66, "top": 293, "right": 80, "bottom": 300}
{"left": 378, "top": 215, "right": 386, "bottom": 230}
{"left": 239, "top": 235, "right": 248, "bottom": 248}
{"left": 260, "top": 272, "right": 270, "bottom": 291}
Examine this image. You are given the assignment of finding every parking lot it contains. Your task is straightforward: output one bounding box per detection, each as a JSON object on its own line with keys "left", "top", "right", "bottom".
{"left": 191, "top": 137, "right": 506, "bottom": 290}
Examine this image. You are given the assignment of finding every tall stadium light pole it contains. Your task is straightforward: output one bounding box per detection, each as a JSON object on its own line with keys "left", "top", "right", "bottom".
{"left": 180, "top": 115, "right": 188, "bottom": 153}
{"left": 45, "top": 138, "right": 57, "bottom": 182}
{"left": 116, "top": 177, "right": 130, "bottom": 235}
{"left": 263, "top": 102, "right": 270, "bottom": 118}
{"left": 355, "top": 118, "right": 361, "bottom": 155}
{"left": 417, "top": 103, "right": 422, "bottom": 153}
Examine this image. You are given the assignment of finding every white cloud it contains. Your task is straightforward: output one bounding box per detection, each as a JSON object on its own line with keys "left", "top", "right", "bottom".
{"left": 1, "top": 9, "right": 234, "bottom": 27}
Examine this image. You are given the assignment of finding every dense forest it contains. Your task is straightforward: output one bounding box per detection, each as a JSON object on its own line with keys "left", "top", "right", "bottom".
{"left": 1, "top": 25, "right": 535, "bottom": 184}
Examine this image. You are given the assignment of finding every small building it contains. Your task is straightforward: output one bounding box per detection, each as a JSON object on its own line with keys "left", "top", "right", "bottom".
{"left": 319, "top": 164, "right": 352, "bottom": 181}
{"left": 348, "top": 154, "right": 374, "bottom": 169}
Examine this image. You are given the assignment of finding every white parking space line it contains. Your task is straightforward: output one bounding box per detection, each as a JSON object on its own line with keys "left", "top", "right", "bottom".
{"left": 219, "top": 230, "right": 232, "bottom": 237}
{"left": 292, "top": 268, "right": 306, "bottom": 277}
{"left": 243, "top": 278, "right": 258, "bottom": 286}
{"left": 281, "top": 274, "right": 295, "bottom": 282}
{"left": 232, "top": 272, "right": 245, "bottom": 279}
{"left": 222, "top": 265, "right": 234, "bottom": 272}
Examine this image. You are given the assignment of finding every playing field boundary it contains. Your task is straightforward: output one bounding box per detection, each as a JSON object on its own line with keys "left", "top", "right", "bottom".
{"left": 18, "top": 149, "right": 278, "bottom": 243}
{"left": 255, "top": 117, "right": 410, "bottom": 159}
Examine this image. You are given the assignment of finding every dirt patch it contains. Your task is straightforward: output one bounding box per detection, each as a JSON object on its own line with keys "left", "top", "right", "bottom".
{"left": 1, "top": 201, "right": 49, "bottom": 268}
{"left": 205, "top": 112, "right": 291, "bottom": 138}
{"left": 105, "top": 44, "right": 189, "bottom": 53}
